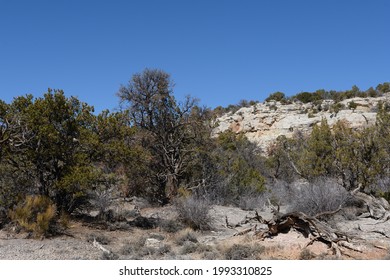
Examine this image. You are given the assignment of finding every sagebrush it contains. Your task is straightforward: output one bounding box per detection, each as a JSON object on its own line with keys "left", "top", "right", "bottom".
{"left": 175, "top": 196, "right": 212, "bottom": 231}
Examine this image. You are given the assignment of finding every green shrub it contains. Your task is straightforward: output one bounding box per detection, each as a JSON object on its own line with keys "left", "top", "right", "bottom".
{"left": 295, "top": 92, "right": 313, "bottom": 103}
{"left": 330, "top": 103, "right": 345, "bottom": 113}
{"left": 348, "top": 101, "right": 358, "bottom": 110}
{"left": 376, "top": 82, "right": 390, "bottom": 94}
{"left": 265, "top": 92, "right": 285, "bottom": 102}
{"left": 9, "top": 195, "right": 57, "bottom": 237}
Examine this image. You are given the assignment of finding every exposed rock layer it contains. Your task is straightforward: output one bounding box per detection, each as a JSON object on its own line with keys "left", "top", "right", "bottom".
{"left": 213, "top": 94, "right": 390, "bottom": 153}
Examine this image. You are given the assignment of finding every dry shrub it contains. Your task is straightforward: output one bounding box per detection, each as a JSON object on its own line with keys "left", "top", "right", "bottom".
{"left": 175, "top": 196, "right": 211, "bottom": 231}
{"left": 58, "top": 210, "right": 70, "bottom": 229}
{"left": 159, "top": 219, "right": 184, "bottom": 233}
{"left": 181, "top": 243, "right": 215, "bottom": 256}
{"left": 299, "top": 248, "right": 316, "bottom": 260}
{"left": 201, "top": 250, "right": 222, "bottom": 260}
{"left": 238, "top": 188, "right": 267, "bottom": 210}
{"left": 368, "top": 177, "right": 390, "bottom": 202}
{"left": 9, "top": 195, "right": 56, "bottom": 237}
{"left": 120, "top": 235, "right": 152, "bottom": 259}
{"left": 224, "top": 243, "right": 265, "bottom": 260}
{"left": 101, "top": 251, "right": 119, "bottom": 260}
{"left": 88, "top": 188, "right": 112, "bottom": 220}
{"left": 265, "top": 180, "right": 291, "bottom": 206}
{"left": 180, "top": 242, "right": 199, "bottom": 255}
{"left": 288, "top": 178, "right": 349, "bottom": 216}
{"left": 174, "top": 228, "right": 198, "bottom": 245}
{"left": 120, "top": 234, "right": 171, "bottom": 259}
{"left": 86, "top": 233, "right": 111, "bottom": 245}
{"left": 156, "top": 244, "right": 171, "bottom": 256}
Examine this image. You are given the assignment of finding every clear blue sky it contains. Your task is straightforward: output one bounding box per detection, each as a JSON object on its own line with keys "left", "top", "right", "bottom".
{"left": 1, "top": 0, "right": 389, "bottom": 113}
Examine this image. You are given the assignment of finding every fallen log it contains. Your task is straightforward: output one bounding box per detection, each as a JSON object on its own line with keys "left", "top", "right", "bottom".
{"left": 351, "top": 190, "right": 390, "bottom": 220}
{"left": 93, "top": 238, "right": 111, "bottom": 254}
{"left": 255, "top": 209, "right": 363, "bottom": 258}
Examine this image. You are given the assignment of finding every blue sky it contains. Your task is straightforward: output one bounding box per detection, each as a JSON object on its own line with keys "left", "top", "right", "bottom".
{"left": 1, "top": 0, "right": 389, "bottom": 113}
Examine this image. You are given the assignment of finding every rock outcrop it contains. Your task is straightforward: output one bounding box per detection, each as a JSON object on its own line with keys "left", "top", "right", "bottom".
{"left": 213, "top": 94, "right": 390, "bottom": 153}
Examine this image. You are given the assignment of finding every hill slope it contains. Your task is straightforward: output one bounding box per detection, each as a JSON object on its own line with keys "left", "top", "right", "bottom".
{"left": 213, "top": 94, "right": 390, "bottom": 153}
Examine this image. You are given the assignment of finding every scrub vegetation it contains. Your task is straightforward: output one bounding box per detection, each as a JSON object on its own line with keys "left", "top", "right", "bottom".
{"left": 1, "top": 69, "right": 390, "bottom": 245}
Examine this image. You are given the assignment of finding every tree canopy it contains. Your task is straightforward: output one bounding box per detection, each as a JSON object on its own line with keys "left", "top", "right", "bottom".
{"left": 1, "top": 71, "right": 390, "bottom": 235}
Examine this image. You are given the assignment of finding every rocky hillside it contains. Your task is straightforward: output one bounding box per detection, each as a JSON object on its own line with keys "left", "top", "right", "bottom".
{"left": 213, "top": 94, "right": 390, "bottom": 153}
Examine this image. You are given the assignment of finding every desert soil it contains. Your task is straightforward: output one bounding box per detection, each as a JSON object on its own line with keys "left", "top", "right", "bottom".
{"left": 0, "top": 203, "right": 389, "bottom": 260}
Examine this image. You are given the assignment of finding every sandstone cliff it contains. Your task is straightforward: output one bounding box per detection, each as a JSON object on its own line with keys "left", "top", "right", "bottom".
{"left": 213, "top": 94, "right": 390, "bottom": 153}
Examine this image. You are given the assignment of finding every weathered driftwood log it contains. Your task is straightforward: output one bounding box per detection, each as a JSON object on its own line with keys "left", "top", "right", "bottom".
{"left": 93, "top": 238, "right": 111, "bottom": 254}
{"left": 226, "top": 189, "right": 390, "bottom": 257}
{"left": 352, "top": 190, "right": 390, "bottom": 220}
{"left": 254, "top": 208, "right": 363, "bottom": 257}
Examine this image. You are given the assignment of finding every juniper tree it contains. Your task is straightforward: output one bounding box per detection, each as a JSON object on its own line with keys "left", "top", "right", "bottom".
{"left": 117, "top": 69, "right": 200, "bottom": 202}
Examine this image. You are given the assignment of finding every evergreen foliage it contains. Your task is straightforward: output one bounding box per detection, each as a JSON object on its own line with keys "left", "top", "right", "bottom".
{"left": 265, "top": 92, "right": 285, "bottom": 102}
{"left": 1, "top": 70, "right": 390, "bottom": 232}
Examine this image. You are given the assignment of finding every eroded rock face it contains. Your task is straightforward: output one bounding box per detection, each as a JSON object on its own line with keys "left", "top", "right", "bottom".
{"left": 213, "top": 94, "right": 390, "bottom": 153}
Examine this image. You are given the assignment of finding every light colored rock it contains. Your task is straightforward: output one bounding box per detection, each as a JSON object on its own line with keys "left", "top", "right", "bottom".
{"left": 144, "top": 238, "right": 161, "bottom": 249}
{"left": 213, "top": 94, "right": 390, "bottom": 153}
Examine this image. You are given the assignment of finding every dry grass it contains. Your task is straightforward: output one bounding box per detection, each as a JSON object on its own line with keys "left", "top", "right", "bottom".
{"left": 216, "top": 236, "right": 266, "bottom": 260}
{"left": 173, "top": 228, "right": 198, "bottom": 245}
{"left": 299, "top": 248, "right": 316, "bottom": 260}
{"left": 9, "top": 195, "right": 57, "bottom": 237}
{"left": 223, "top": 243, "right": 265, "bottom": 260}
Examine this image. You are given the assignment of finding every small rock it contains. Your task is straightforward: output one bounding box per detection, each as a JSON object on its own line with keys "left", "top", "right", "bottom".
{"left": 145, "top": 238, "right": 161, "bottom": 249}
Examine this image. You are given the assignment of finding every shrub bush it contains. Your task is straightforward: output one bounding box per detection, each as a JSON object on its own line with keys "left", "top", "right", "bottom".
{"left": 86, "top": 233, "right": 111, "bottom": 245}
{"left": 180, "top": 242, "right": 199, "bottom": 255}
{"left": 299, "top": 248, "right": 316, "bottom": 260}
{"left": 368, "top": 177, "right": 390, "bottom": 202}
{"left": 120, "top": 236, "right": 147, "bottom": 256}
{"left": 224, "top": 243, "right": 265, "bottom": 260}
{"left": 101, "top": 251, "right": 119, "bottom": 260}
{"left": 330, "top": 102, "right": 345, "bottom": 113}
{"left": 174, "top": 228, "right": 198, "bottom": 245}
{"left": 348, "top": 101, "right": 358, "bottom": 110}
{"left": 159, "top": 219, "right": 184, "bottom": 233}
{"left": 294, "top": 92, "right": 313, "bottom": 103}
{"left": 9, "top": 195, "right": 57, "bottom": 237}
{"left": 238, "top": 188, "right": 267, "bottom": 210}
{"left": 175, "top": 196, "right": 212, "bottom": 231}
{"left": 266, "top": 180, "right": 291, "bottom": 206}
{"left": 265, "top": 92, "right": 285, "bottom": 102}
{"left": 88, "top": 188, "right": 113, "bottom": 220}
{"left": 288, "top": 178, "right": 349, "bottom": 216}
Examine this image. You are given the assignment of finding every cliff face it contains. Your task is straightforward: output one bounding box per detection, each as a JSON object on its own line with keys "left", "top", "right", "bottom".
{"left": 213, "top": 94, "right": 390, "bottom": 153}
